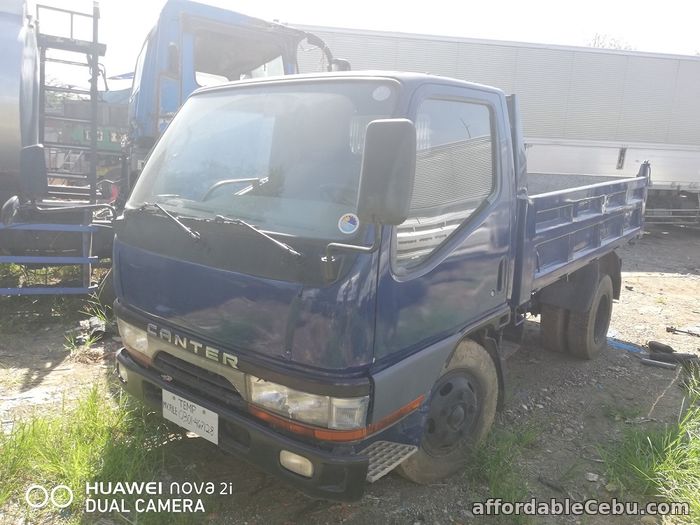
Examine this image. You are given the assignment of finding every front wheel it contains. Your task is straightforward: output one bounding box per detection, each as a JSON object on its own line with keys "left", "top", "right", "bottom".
{"left": 398, "top": 339, "right": 499, "bottom": 484}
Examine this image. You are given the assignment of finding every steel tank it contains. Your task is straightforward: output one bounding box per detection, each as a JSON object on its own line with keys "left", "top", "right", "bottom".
{"left": 0, "top": 0, "right": 38, "bottom": 198}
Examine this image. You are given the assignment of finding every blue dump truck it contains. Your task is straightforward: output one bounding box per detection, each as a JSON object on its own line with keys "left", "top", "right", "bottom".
{"left": 113, "top": 72, "right": 649, "bottom": 501}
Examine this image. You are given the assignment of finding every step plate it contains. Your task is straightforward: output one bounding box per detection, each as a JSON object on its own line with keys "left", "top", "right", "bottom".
{"left": 360, "top": 441, "right": 418, "bottom": 483}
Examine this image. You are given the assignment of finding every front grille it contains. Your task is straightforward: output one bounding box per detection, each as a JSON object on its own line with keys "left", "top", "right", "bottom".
{"left": 151, "top": 352, "right": 245, "bottom": 410}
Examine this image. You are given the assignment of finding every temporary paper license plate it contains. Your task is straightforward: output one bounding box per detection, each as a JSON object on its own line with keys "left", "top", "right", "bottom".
{"left": 162, "top": 389, "right": 219, "bottom": 445}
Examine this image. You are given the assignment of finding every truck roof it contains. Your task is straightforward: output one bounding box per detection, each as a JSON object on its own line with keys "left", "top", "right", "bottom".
{"left": 192, "top": 70, "right": 506, "bottom": 98}
{"left": 159, "top": 0, "right": 307, "bottom": 41}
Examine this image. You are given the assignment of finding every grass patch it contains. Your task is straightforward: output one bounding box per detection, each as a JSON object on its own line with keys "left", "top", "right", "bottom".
{"left": 465, "top": 423, "right": 539, "bottom": 524}
{"left": 80, "top": 293, "right": 111, "bottom": 325}
{"left": 0, "top": 385, "right": 212, "bottom": 524}
{"left": 602, "top": 371, "right": 700, "bottom": 523}
{"left": 63, "top": 332, "right": 101, "bottom": 355}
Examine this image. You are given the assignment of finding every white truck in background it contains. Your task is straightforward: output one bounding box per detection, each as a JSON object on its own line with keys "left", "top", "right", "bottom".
{"left": 296, "top": 25, "right": 700, "bottom": 224}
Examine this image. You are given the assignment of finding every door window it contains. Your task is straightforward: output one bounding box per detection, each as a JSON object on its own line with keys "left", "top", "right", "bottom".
{"left": 395, "top": 98, "right": 495, "bottom": 269}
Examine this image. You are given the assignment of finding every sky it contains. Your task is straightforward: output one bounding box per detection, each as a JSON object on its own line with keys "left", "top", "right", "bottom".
{"left": 36, "top": 0, "right": 700, "bottom": 86}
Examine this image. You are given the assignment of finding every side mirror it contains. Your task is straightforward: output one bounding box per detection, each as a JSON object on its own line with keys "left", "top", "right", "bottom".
{"left": 1, "top": 196, "right": 20, "bottom": 226}
{"left": 331, "top": 58, "right": 351, "bottom": 71}
{"left": 357, "top": 119, "right": 416, "bottom": 225}
{"left": 638, "top": 160, "right": 651, "bottom": 181}
{"left": 167, "top": 42, "right": 180, "bottom": 76}
{"left": 20, "top": 144, "right": 47, "bottom": 200}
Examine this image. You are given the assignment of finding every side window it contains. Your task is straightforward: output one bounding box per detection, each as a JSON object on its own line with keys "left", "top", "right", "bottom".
{"left": 395, "top": 98, "right": 495, "bottom": 269}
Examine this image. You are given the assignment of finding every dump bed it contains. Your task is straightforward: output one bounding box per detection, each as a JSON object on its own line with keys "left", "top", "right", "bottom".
{"left": 512, "top": 172, "right": 648, "bottom": 308}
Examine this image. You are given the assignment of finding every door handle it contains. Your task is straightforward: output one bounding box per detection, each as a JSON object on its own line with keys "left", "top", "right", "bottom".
{"left": 496, "top": 257, "right": 506, "bottom": 292}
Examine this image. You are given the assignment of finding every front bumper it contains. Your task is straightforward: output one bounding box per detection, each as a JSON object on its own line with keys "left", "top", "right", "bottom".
{"left": 116, "top": 348, "right": 369, "bottom": 501}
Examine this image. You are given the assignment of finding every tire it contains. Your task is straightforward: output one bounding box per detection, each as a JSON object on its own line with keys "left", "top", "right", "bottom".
{"left": 566, "top": 274, "right": 613, "bottom": 359}
{"left": 398, "top": 339, "right": 498, "bottom": 484}
{"left": 540, "top": 304, "right": 569, "bottom": 353}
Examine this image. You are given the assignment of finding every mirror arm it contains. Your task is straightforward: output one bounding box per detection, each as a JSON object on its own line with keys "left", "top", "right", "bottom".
{"left": 322, "top": 224, "right": 382, "bottom": 282}
{"left": 304, "top": 32, "right": 335, "bottom": 72}
{"left": 324, "top": 223, "right": 381, "bottom": 260}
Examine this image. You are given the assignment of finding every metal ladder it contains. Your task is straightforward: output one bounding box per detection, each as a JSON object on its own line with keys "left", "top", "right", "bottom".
{"left": 51, "top": 149, "right": 84, "bottom": 173}
{"left": 0, "top": 3, "right": 107, "bottom": 296}
{"left": 37, "top": 2, "right": 106, "bottom": 202}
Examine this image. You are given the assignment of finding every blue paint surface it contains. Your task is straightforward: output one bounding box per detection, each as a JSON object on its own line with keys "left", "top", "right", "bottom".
{"left": 114, "top": 238, "right": 379, "bottom": 371}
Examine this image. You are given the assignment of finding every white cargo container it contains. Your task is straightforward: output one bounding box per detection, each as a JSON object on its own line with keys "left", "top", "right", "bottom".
{"left": 297, "top": 25, "right": 700, "bottom": 223}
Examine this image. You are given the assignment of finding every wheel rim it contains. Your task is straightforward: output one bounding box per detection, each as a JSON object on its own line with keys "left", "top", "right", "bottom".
{"left": 593, "top": 295, "right": 611, "bottom": 345}
{"left": 423, "top": 371, "right": 480, "bottom": 456}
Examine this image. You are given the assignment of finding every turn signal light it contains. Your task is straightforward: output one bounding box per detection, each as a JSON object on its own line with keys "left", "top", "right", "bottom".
{"left": 249, "top": 395, "right": 424, "bottom": 442}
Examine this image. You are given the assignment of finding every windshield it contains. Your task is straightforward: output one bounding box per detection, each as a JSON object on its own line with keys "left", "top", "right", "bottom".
{"left": 128, "top": 80, "right": 399, "bottom": 240}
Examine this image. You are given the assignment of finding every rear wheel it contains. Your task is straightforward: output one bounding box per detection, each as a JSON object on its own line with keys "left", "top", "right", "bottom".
{"left": 540, "top": 304, "right": 569, "bottom": 353}
{"left": 566, "top": 274, "right": 613, "bottom": 359}
{"left": 398, "top": 339, "right": 498, "bottom": 484}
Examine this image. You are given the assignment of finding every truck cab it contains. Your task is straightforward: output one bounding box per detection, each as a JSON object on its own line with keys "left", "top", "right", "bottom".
{"left": 114, "top": 71, "right": 647, "bottom": 500}
{"left": 128, "top": 0, "right": 336, "bottom": 172}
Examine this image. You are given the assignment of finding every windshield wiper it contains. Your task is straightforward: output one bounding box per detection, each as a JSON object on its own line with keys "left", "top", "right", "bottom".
{"left": 213, "top": 215, "right": 302, "bottom": 258}
{"left": 201, "top": 178, "right": 267, "bottom": 201}
{"left": 139, "top": 202, "right": 201, "bottom": 241}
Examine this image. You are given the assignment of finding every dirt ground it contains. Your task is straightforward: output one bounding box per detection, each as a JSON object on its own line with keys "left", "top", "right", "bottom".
{"left": 1, "top": 224, "right": 699, "bottom": 524}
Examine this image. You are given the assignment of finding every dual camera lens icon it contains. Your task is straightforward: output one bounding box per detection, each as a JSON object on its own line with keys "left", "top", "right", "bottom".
{"left": 25, "top": 484, "right": 74, "bottom": 509}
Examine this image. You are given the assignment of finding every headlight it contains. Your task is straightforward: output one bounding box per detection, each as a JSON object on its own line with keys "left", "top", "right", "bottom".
{"left": 117, "top": 318, "right": 149, "bottom": 353}
{"left": 247, "top": 375, "right": 369, "bottom": 430}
